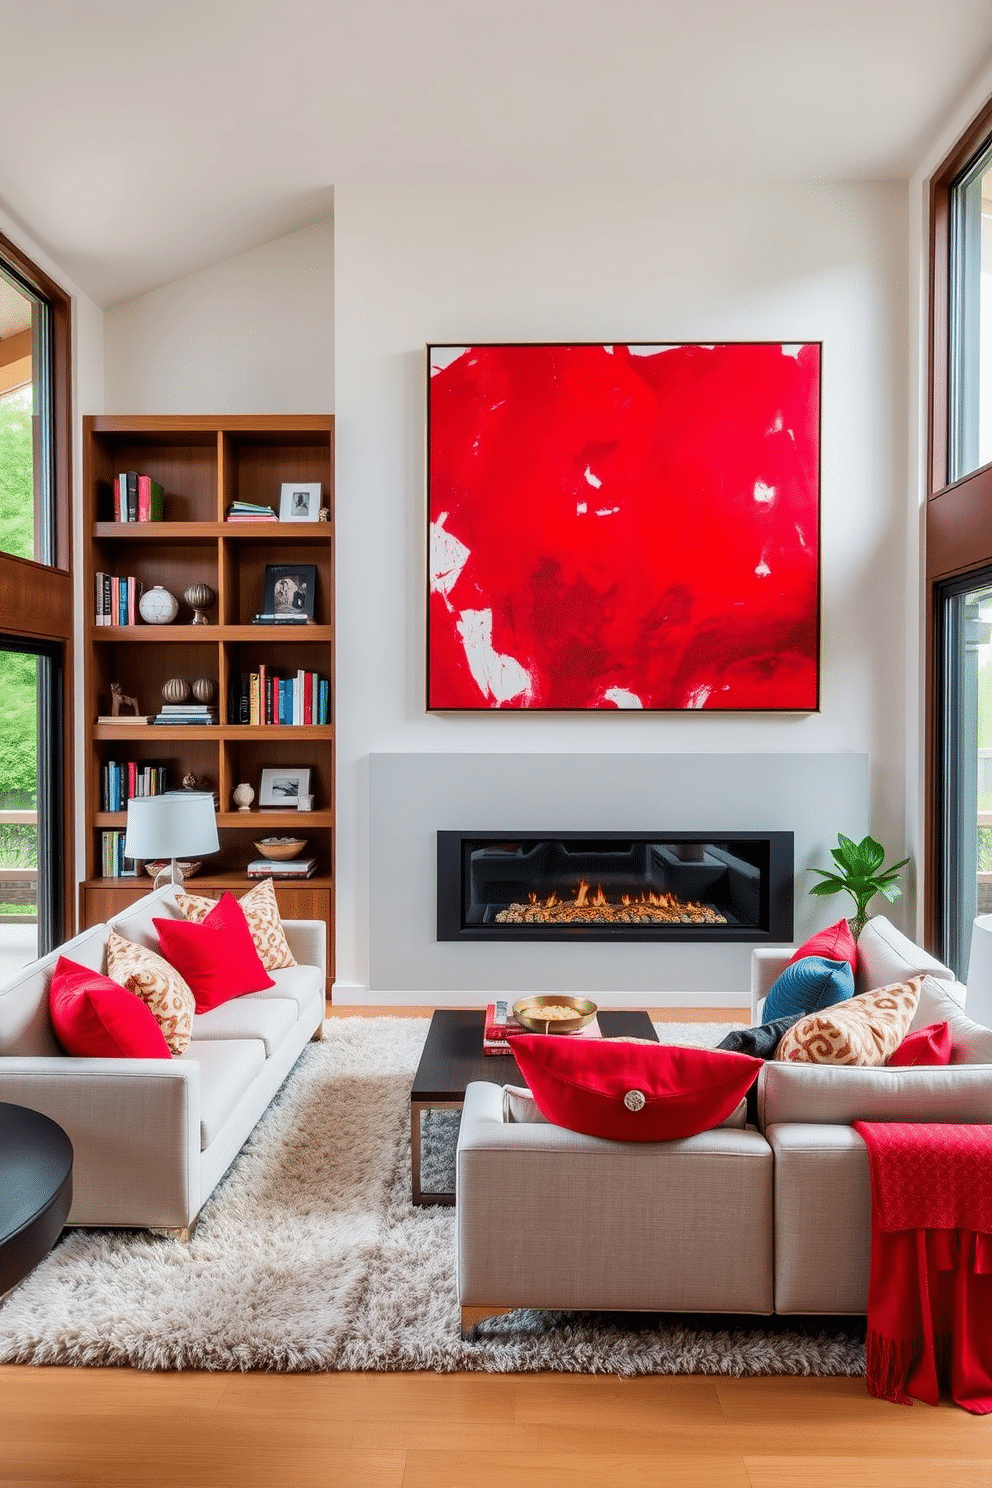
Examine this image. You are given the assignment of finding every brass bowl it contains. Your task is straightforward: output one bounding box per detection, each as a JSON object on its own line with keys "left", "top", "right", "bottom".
{"left": 512, "top": 995, "right": 598, "bottom": 1035}
{"left": 253, "top": 837, "right": 307, "bottom": 861}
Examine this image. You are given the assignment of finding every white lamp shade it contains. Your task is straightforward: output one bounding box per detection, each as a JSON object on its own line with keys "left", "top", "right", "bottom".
{"left": 966, "top": 915, "right": 992, "bottom": 1029}
{"left": 124, "top": 791, "right": 220, "bottom": 862}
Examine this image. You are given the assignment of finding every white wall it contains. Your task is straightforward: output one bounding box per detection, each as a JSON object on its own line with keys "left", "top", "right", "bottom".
{"left": 332, "top": 182, "right": 911, "bottom": 994}
{"left": 103, "top": 219, "right": 333, "bottom": 413}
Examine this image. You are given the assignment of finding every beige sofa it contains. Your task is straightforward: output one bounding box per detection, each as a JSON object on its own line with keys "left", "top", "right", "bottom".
{"left": 456, "top": 917, "right": 992, "bottom": 1336}
{"left": 0, "top": 884, "right": 325, "bottom": 1235}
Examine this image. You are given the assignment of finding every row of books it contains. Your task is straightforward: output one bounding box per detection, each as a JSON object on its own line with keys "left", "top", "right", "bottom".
{"left": 101, "top": 761, "right": 168, "bottom": 812}
{"left": 247, "top": 857, "right": 318, "bottom": 879}
{"left": 112, "top": 472, "right": 164, "bottom": 523}
{"left": 94, "top": 573, "right": 143, "bottom": 627}
{"left": 230, "top": 669, "right": 330, "bottom": 726}
{"left": 100, "top": 830, "right": 138, "bottom": 878}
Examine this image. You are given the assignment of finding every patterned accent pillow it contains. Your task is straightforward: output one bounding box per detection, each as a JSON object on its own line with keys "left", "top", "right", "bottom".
{"left": 105, "top": 929, "right": 195, "bottom": 1055}
{"left": 775, "top": 975, "right": 923, "bottom": 1067}
{"left": 175, "top": 877, "right": 297, "bottom": 971}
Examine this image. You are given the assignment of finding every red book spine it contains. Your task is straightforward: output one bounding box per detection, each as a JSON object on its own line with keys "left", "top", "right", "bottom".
{"left": 128, "top": 761, "right": 137, "bottom": 800}
{"left": 303, "top": 671, "right": 313, "bottom": 725}
{"left": 137, "top": 475, "right": 149, "bottom": 522}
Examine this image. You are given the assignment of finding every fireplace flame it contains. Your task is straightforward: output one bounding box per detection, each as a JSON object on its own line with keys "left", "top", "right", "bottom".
{"left": 496, "top": 881, "right": 728, "bottom": 927}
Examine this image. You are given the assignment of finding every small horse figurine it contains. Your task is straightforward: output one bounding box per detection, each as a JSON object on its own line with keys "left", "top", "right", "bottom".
{"left": 110, "top": 682, "right": 140, "bottom": 717}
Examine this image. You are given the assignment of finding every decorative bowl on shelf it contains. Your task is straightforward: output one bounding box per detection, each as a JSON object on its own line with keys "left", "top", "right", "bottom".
{"left": 253, "top": 837, "right": 307, "bottom": 861}
{"left": 512, "top": 995, "right": 598, "bottom": 1035}
{"left": 144, "top": 859, "right": 202, "bottom": 879}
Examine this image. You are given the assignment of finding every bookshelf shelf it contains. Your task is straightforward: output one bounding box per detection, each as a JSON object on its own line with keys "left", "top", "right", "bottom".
{"left": 81, "top": 414, "right": 335, "bottom": 985}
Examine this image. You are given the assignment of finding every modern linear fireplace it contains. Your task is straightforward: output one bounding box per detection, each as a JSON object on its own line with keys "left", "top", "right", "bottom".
{"left": 437, "top": 831, "right": 794, "bottom": 943}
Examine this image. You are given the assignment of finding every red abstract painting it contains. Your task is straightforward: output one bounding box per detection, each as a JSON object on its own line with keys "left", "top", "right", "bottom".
{"left": 427, "top": 343, "right": 821, "bottom": 711}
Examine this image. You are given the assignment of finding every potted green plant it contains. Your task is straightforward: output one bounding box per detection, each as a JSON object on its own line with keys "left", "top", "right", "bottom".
{"left": 809, "top": 833, "right": 910, "bottom": 939}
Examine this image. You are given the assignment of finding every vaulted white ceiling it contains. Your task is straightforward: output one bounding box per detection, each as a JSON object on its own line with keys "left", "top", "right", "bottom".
{"left": 2, "top": 0, "right": 992, "bottom": 307}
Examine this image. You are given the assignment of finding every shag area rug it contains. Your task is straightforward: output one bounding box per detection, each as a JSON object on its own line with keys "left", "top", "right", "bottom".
{"left": 0, "top": 1017, "right": 866, "bottom": 1375}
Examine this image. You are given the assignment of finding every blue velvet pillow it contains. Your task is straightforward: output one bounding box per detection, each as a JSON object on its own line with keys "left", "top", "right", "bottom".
{"left": 763, "top": 954, "right": 855, "bottom": 1022}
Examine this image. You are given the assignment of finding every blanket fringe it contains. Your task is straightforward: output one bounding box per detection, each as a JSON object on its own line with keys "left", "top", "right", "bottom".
{"left": 865, "top": 1328, "right": 923, "bottom": 1405}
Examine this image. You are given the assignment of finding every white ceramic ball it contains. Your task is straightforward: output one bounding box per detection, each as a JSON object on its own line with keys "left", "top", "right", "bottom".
{"left": 138, "top": 586, "right": 179, "bottom": 625}
{"left": 232, "top": 783, "right": 255, "bottom": 812}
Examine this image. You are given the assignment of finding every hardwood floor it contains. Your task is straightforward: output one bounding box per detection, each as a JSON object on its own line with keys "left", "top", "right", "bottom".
{"left": 2, "top": 1005, "right": 989, "bottom": 1487}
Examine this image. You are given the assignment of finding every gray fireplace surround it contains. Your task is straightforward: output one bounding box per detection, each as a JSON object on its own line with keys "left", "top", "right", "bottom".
{"left": 369, "top": 751, "right": 868, "bottom": 1003}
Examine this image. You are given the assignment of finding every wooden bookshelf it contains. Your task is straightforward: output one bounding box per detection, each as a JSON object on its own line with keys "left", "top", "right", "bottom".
{"left": 79, "top": 414, "right": 335, "bottom": 985}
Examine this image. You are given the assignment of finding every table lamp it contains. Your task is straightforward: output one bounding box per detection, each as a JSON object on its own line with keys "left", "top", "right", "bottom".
{"left": 124, "top": 791, "right": 220, "bottom": 890}
{"left": 966, "top": 914, "right": 992, "bottom": 1029}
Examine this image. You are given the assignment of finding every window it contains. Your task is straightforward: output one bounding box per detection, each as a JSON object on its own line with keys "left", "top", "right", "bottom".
{"left": 0, "top": 233, "right": 73, "bottom": 959}
{"left": 948, "top": 139, "right": 992, "bottom": 483}
{"left": 0, "top": 260, "right": 57, "bottom": 566}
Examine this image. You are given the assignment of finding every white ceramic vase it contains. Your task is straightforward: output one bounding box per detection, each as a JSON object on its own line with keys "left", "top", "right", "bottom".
{"left": 138, "top": 586, "right": 179, "bottom": 625}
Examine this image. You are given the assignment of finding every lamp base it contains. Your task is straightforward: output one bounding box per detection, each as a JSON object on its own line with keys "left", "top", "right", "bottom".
{"left": 152, "top": 858, "right": 185, "bottom": 891}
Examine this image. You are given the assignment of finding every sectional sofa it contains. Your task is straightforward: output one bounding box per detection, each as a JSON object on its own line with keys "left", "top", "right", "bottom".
{"left": 0, "top": 884, "right": 325, "bottom": 1236}
{"left": 456, "top": 917, "right": 992, "bottom": 1335}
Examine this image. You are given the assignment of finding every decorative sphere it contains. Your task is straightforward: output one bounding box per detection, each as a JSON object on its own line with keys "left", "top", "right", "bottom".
{"left": 232, "top": 783, "right": 255, "bottom": 812}
{"left": 184, "top": 583, "right": 216, "bottom": 624}
{"left": 161, "top": 677, "right": 191, "bottom": 703}
{"left": 138, "top": 586, "right": 179, "bottom": 625}
{"left": 191, "top": 677, "right": 216, "bottom": 704}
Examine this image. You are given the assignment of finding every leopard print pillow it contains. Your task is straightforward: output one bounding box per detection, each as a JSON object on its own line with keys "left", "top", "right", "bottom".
{"left": 775, "top": 975, "right": 923, "bottom": 1067}
{"left": 106, "top": 929, "right": 195, "bottom": 1055}
{"left": 175, "top": 877, "right": 297, "bottom": 971}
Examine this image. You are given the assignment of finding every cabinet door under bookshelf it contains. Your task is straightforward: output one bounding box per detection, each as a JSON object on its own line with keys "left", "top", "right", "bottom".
{"left": 81, "top": 414, "right": 335, "bottom": 987}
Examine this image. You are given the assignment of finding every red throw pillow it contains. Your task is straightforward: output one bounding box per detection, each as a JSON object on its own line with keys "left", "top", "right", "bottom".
{"left": 49, "top": 956, "right": 171, "bottom": 1058}
{"left": 508, "top": 1035, "right": 762, "bottom": 1142}
{"left": 789, "top": 918, "right": 858, "bottom": 975}
{"left": 154, "top": 891, "right": 275, "bottom": 1011}
{"left": 888, "top": 1021, "right": 953, "bottom": 1067}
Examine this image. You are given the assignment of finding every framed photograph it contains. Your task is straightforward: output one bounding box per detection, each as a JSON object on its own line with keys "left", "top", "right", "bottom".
{"left": 260, "top": 563, "right": 317, "bottom": 621}
{"left": 259, "top": 767, "right": 312, "bottom": 807}
{"left": 279, "top": 482, "right": 322, "bottom": 522}
{"left": 427, "top": 342, "right": 821, "bottom": 713}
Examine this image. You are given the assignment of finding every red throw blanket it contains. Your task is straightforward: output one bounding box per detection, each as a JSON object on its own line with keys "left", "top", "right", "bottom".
{"left": 853, "top": 1122, "right": 992, "bottom": 1413}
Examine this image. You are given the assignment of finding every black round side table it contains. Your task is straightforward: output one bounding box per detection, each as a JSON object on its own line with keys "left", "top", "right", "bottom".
{"left": 0, "top": 1102, "right": 73, "bottom": 1298}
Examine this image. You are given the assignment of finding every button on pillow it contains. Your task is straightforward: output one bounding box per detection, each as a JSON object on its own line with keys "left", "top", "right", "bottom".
{"left": 49, "top": 956, "right": 172, "bottom": 1058}
{"left": 763, "top": 954, "right": 855, "bottom": 1023}
{"left": 508, "top": 1035, "right": 761, "bottom": 1142}
{"left": 154, "top": 891, "right": 275, "bottom": 1011}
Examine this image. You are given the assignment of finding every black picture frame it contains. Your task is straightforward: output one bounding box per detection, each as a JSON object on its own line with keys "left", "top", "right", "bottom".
{"left": 259, "top": 563, "right": 317, "bottom": 621}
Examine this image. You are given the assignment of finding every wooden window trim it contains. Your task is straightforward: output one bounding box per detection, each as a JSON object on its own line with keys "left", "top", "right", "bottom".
{"left": 0, "top": 231, "right": 74, "bottom": 941}
{"left": 925, "top": 96, "right": 992, "bottom": 948}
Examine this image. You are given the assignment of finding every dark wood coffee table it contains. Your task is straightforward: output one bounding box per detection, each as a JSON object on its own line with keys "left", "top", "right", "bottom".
{"left": 410, "top": 1007, "right": 658, "bottom": 1205}
{"left": 0, "top": 1102, "right": 73, "bottom": 1298}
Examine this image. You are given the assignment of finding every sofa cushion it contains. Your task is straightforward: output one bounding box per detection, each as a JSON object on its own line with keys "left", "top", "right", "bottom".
{"left": 178, "top": 1037, "right": 267, "bottom": 1148}
{"left": 105, "top": 930, "right": 195, "bottom": 1056}
{"left": 789, "top": 918, "right": 858, "bottom": 975}
{"left": 507, "top": 1035, "right": 761, "bottom": 1142}
{"left": 763, "top": 956, "right": 854, "bottom": 1023}
{"left": 191, "top": 996, "right": 296, "bottom": 1056}
{"left": 154, "top": 892, "right": 275, "bottom": 1011}
{"left": 888, "top": 1021, "right": 953, "bottom": 1067}
{"left": 775, "top": 976, "right": 922, "bottom": 1066}
{"left": 855, "top": 915, "right": 954, "bottom": 997}
{"left": 176, "top": 877, "right": 297, "bottom": 971}
{"left": 49, "top": 956, "right": 172, "bottom": 1059}
{"left": 908, "top": 974, "right": 992, "bottom": 1063}
{"left": 250, "top": 963, "right": 322, "bottom": 1014}
{"left": 757, "top": 1059, "right": 992, "bottom": 1130}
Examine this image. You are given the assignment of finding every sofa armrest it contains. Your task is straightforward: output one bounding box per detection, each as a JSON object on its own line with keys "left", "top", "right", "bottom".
{"left": 0, "top": 1056, "right": 201, "bottom": 1228}
{"left": 281, "top": 920, "right": 326, "bottom": 983}
{"left": 757, "top": 1060, "right": 992, "bottom": 1130}
{"left": 751, "top": 948, "right": 793, "bottom": 1024}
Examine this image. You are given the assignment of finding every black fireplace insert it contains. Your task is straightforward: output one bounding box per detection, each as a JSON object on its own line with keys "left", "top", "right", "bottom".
{"left": 437, "top": 830, "right": 794, "bottom": 943}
